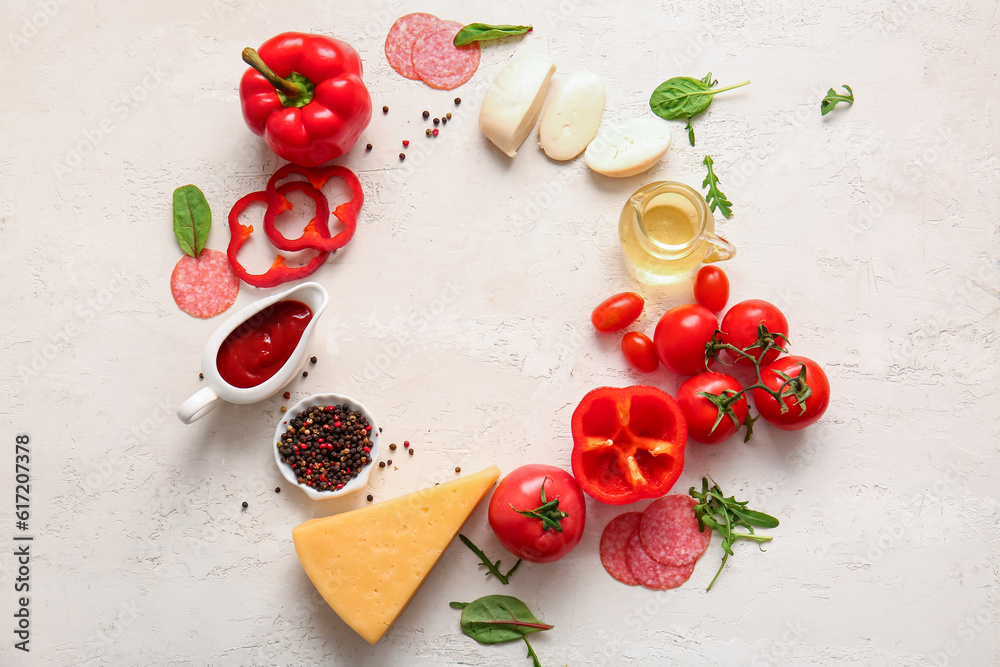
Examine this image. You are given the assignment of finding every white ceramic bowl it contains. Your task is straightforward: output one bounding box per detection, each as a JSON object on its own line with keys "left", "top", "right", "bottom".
{"left": 273, "top": 393, "right": 381, "bottom": 500}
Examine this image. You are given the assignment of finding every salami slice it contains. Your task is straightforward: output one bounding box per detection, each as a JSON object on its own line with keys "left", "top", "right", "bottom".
{"left": 639, "top": 494, "right": 712, "bottom": 567}
{"left": 625, "top": 532, "right": 696, "bottom": 590}
{"left": 385, "top": 13, "right": 442, "bottom": 80}
{"left": 599, "top": 512, "right": 643, "bottom": 586}
{"left": 171, "top": 248, "right": 240, "bottom": 319}
{"left": 411, "top": 22, "right": 481, "bottom": 90}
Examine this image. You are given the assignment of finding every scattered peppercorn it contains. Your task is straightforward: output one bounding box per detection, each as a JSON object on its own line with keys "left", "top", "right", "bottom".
{"left": 276, "top": 403, "right": 375, "bottom": 492}
{"left": 455, "top": 466, "right": 461, "bottom": 473}
{"left": 387, "top": 459, "right": 392, "bottom": 465}
{"left": 283, "top": 391, "right": 291, "bottom": 399}
{"left": 422, "top": 110, "right": 430, "bottom": 119}
{"left": 379, "top": 427, "right": 383, "bottom": 433}
{"left": 399, "top": 152, "right": 406, "bottom": 160}
{"left": 310, "top": 356, "right": 317, "bottom": 364}
{"left": 365, "top": 143, "right": 372, "bottom": 151}
{"left": 198, "top": 372, "right": 204, "bottom": 379}
{"left": 402, "top": 140, "right": 409, "bottom": 147}
{"left": 280, "top": 406, "right": 287, "bottom": 413}
{"left": 425, "top": 128, "right": 432, "bottom": 137}
{"left": 302, "top": 371, "right": 308, "bottom": 378}
{"left": 433, "top": 117, "right": 440, "bottom": 125}
{"left": 367, "top": 494, "right": 374, "bottom": 502}
{"left": 242, "top": 501, "right": 248, "bottom": 509}
{"left": 389, "top": 443, "right": 396, "bottom": 451}
{"left": 382, "top": 105, "right": 388, "bottom": 113}
{"left": 454, "top": 97, "right": 461, "bottom": 105}
{"left": 408, "top": 448, "right": 414, "bottom": 456}
{"left": 379, "top": 461, "right": 386, "bottom": 468}
{"left": 404, "top": 441, "right": 410, "bottom": 447}
{"left": 441, "top": 117, "right": 447, "bottom": 125}
{"left": 275, "top": 487, "right": 281, "bottom": 493}
{"left": 446, "top": 112, "right": 452, "bottom": 119}
{"left": 432, "top": 128, "right": 439, "bottom": 136}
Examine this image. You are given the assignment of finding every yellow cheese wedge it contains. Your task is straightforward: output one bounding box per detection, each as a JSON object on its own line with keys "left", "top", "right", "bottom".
{"left": 292, "top": 465, "right": 501, "bottom": 644}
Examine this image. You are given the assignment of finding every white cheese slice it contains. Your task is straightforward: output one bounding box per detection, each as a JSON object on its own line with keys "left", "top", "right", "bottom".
{"left": 538, "top": 70, "right": 606, "bottom": 160}
{"left": 584, "top": 117, "right": 672, "bottom": 177}
{"left": 479, "top": 56, "right": 557, "bottom": 157}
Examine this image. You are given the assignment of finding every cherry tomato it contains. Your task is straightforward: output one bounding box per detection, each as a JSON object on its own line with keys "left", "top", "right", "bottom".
{"left": 720, "top": 299, "right": 790, "bottom": 367}
{"left": 622, "top": 331, "right": 658, "bottom": 373}
{"left": 677, "top": 372, "right": 748, "bottom": 444}
{"left": 653, "top": 304, "right": 718, "bottom": 376}
{"left": 694, "top": 266, "right": 730, "bottom": 312}
{"left": 752, "top": 355, "right": 830, "bottom": 431}
{"left": 591, "top": 292, "right": 644, "bottom": 333}
{"left": 488, "top": 464, "right": 586, "bottom": 563}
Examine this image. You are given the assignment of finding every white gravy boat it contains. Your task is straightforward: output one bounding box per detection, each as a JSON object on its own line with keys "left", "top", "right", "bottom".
{"left": 177, "top": 282, "right": 329, "bottom": 424}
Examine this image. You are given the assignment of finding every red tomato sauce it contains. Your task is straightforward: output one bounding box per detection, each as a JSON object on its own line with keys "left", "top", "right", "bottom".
{"left": 217, "top": 300, "right": 313, "bottom": 388}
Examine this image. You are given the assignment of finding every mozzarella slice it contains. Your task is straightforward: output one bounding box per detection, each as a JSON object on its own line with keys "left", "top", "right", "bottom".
{"left": 479, "top": 56, "right": 557, "bottom": 157}
{"left": 539, "top": 70, "right": 606, "bottom": 160}
{"left": 584, "top": 118, "right": 672, "bottom": 177}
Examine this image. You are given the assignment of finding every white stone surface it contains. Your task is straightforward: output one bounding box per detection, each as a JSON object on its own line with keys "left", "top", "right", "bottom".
{"left": 1, "top": 0, "right": 998, "bottom": 665}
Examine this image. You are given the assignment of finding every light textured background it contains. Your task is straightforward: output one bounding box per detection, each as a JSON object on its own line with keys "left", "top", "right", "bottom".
{"left": 1, "top": 0, "right": 998, "bottom": 665}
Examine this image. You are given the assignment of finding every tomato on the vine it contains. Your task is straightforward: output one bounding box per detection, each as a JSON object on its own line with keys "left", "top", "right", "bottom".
{"left": 592, "top": 292, "right": 644, "bottom": 333}
{"left": 622, "top": 331, "right": 658, "bottom": 373}
{"left": 752, "top": 355, "right": 830, "bottom": 430}
{"left": 720, "top": 299, "right": 789, "bottom": 367}
{"left": 694, "top": 266, "right": 730, "bottom": 313}
{"left": 653, "top": 304, "right": 718, "bottom": 376}
{"left": 488, "top": 464, "right": 586, "bottom": 563}
{"left": 677, "top": 372, "right": 748, "bottom": 444}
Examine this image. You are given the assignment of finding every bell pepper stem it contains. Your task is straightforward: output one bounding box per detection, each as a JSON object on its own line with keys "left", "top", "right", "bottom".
{"left": 242, "top": 47, "right": 303, "bottom": 100}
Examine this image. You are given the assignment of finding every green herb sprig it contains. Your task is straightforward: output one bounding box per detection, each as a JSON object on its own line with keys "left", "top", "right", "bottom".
{"left": 459, "top": 534, "right": 522, "bottom": 585}
{"left": 650, "top": 73, "right": 748, "bottom": 146}
{"left": 450, "top": 595, "right": 551, "bottom": 666}
{"left": 702, "top": 155, "right": 733, "bottom": 218}
{"left": 689, "top": 478, "right": 779, "bottom": 591}
{"left": 454, "top": 23, "right": 532, "bottom": 46}
{"left": 820, "top": 84, "right": 854, "bottom": 116}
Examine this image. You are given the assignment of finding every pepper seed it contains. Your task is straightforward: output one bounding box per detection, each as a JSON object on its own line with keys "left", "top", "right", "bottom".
{"left": 366, "top": 494, "right": 374, "bottom": 502}
{"left": 365, "top": 143, "right": 372, "bottom": 151}
{"left": 382, "top": 106, "right": 388, "bottom": 113}
{"left": 446, "top": 112, "right": 452, "bottom": 119}
{"left": 389, "top": 443, "right": 396, "bottom": 451}
{"left": 379, "top": 461, "right": 385, "bottom": 468}
{"left": 275, "top": 487, "right": 281, "bottom": 493}
{"left": 241, "top": 501, "right": 248, "bottom": 509}
{"left": 399, "top": 153, "right": 406, "bottom": 160}
{"left": 454, "top": 97, "right": 461, "bottom": 105}
{"left": 433, "top": 117, "right": 440, "bottom": 125}
{"left": 422, "top": 110, "right": 430, "bottom": 119}
{"left": 455, "top": 467, "right": 461, "bottom": 473}
{"left": 310, "top": 356, "right": 317, "bottom": 364}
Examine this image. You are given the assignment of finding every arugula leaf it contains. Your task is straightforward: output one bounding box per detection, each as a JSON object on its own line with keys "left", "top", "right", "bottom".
{"left": 459, "top": 534, "right": 521, "bottom": 584}
{"left": 649, "top": 76, "right": 749, "bottom": 120}
{"left": 702, "top": 155, "right": 733, "bottom": 218}
{"left": 450, "top": 595, "right": 553, "bottom": 645}
{"left": 690, "top": 477, "right": 778, "bottom": 590}
{"left": 685, "top": 118, "right": 696, "bottom": 146}
{"left": 172, "top": 184, "right": 211, "bottom": 258}
{"left": 454, "top": 23, "right": 532, "bottom": 46}
{"left": 821, "top": 84, "right": 854, "bottom": 116}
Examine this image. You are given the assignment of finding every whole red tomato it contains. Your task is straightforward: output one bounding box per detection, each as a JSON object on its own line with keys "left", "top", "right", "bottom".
{"left": 622, "top": 332, "right": 659, "bottom": 373}
{"left": 752, "top": 355, "right": 830, "bottom": 430}
{"left": 694, "top": 266, "right": 730, "bottom": 313}
{"left": 677, "top": 372, "right": 748, "bottom": 444}
{"left": 720, "top": 299, "right": 790, "bottom": 367}
{"left": 653, "top": 304, "right": 718, "bottom": 376}
{"left": 592, "top": 292, "right": 644, "bottom": 333}
{"left": 488, "top": 464, "right": 586, "bottom": 563}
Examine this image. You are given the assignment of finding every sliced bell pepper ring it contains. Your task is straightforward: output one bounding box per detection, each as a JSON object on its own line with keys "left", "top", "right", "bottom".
{"left": 227, "top": 181, "right": 332, "bottom": 288}
{"left": 570, "top": 385, "right": 688, "bottom": 505}
{"left": 263, "top": 162, "right": 363, "bottom": 253}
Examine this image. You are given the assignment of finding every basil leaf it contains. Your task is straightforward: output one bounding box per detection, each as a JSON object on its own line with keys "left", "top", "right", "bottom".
{"left": 453, "top": 595, "right": 553, "bottom": 645}
{"left": 454, "top": 23, "right": 532, "bottom": 47}
{"left": 649, "top": 76, "right": 750, "bottom": 121}
{"left": 172, "top": 184, "right": 211, "bottom": 258}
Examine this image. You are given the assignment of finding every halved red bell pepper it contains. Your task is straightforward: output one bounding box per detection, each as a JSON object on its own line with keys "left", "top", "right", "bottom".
{"left": 570, "top": 385, "right": 688, "bottom": 505}
{"left": 226, "top": 181, "right": 332, "bottom": 288}
{"left": 240, "top": 33, "right": 372, "bottom": 167}
{"left": 264, "top": 162, "right": 363, "bottom": 253}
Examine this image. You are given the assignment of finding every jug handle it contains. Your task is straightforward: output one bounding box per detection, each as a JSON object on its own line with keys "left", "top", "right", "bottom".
{"left": 703, "top": 232, "right": 737, "bottom": 264}
{"left": 178, "top": 387, "right": 221, "bottom": 424}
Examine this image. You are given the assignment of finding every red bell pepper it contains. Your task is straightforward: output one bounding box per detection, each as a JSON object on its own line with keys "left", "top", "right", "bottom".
{"left": 264, "top": 163, "right": 363, "bottom": 253}
{"left": 240, "top": 32, "right": 372, "bottom": 168}
{"left": 570, "top": 386, "right": 688, "bottom": 505}
{"left": 227, "top": 181, "right": 332, "bottom": 288}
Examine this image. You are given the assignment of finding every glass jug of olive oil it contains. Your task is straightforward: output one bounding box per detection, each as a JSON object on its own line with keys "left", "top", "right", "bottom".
{"left": 619, "top": 181, "right": 736, "bottom": 285}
